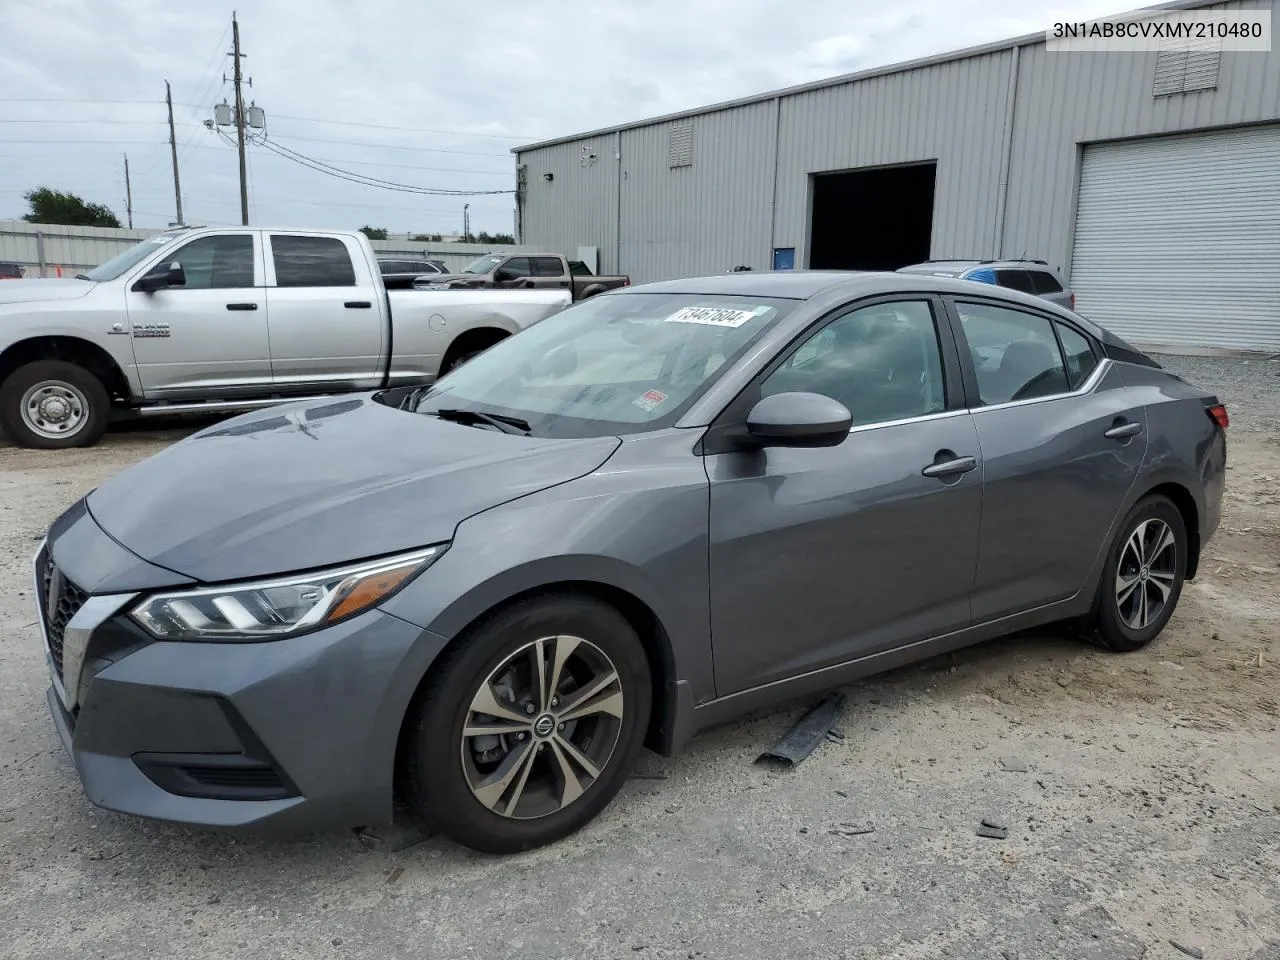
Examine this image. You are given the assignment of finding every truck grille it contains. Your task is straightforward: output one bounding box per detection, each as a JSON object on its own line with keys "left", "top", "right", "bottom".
{"left": 41, "top": 558, "right": 89, "bottom": 680}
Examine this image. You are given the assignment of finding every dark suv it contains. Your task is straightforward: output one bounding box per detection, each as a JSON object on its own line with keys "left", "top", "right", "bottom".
{"left": 0, "top": 261, "right": 26, "bottom": 280}
{"left": 898, "top": 259, "right": 1074, "bottom": 310}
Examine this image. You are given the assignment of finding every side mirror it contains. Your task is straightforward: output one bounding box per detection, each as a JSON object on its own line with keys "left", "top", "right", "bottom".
{"left": 134, "top": 261, "right": 185, "bottom": 292}
{"left": 493, "top": 268, "right": 513, "bottom": 282}
{"left": 745, "top": 392, "right": 852, "bottom": 448}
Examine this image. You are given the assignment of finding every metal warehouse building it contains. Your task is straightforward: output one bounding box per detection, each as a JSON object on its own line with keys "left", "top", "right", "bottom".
{"left": 514, "top": 0, "right": 1280, "bottom": 352}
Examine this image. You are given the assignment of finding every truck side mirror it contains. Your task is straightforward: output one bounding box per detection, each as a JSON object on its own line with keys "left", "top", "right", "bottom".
{"left": 134, "top": 261, "right": 186, "bottom": 292}
{"left": 493, "top": 268, "right": 513, "bottom": 282}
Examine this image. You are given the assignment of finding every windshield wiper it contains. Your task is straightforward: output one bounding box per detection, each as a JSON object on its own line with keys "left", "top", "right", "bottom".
{"left": 74, "top": 274, "right": 93, "bottom": 281}
{"left": 428, "top": 407, "right": 531, "bottom": 435}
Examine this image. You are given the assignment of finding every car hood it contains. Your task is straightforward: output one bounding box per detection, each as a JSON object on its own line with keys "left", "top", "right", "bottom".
{"left": 0, "top": 278, "right": 96, "bottom": 305}
{"left": 86, "top": 395, "right": 621, "bottom": 582}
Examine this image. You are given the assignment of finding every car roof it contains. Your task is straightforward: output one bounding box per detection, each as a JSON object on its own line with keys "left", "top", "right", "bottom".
{"left": 616, "top": 269, "right": 1109, "bottom": 337}
{"left": 897, "top": 259, "right": 1059, "bottom": 277}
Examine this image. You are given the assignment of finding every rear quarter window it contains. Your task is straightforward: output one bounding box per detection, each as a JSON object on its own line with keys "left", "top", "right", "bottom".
{"left": 1030, "top": 271, "right": 1064, "bottom": 294}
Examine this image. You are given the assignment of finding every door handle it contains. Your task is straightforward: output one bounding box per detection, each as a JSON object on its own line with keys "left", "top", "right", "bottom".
{"left": 1104, "top": 421, "right": 1142, "bottom": 440}
{"left": 344, "top": 301, "right": 372, "bottom": 309}
{"left": 226, "top": 302, "right": 258, "bottom": 311}
{"left": 921, "top": 455, "right": 977, "bottom": 479}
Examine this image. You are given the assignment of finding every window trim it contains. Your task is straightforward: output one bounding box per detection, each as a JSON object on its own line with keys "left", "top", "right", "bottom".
{"left": 700, "top": 293, "right": 965, "bottom": 454}
{"left": 942, "top": 295, "right": 1108, "bottom": 412}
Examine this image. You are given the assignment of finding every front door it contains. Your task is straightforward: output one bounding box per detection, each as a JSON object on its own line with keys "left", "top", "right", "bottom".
{"left": 264, "top": 233, "right": 385, "bottom": 389}
{"left": 705, "top": 297, "right": 983, "bottom": 696}
{"left": 124, "top": 231, "right": 270, "bottom": 397}
{"left": 945, "top": 297, "right": 1147, "bottom": 621}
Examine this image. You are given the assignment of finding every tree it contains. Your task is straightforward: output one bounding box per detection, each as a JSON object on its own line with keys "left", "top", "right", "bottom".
{"left": 475, "top": 231, "right": 515, "bottom": 245}
{"left": 359, "top": 225, "right": 389, "bottom": 240}
{"left": 410, "top": 233, "right": 443, "bottom": 243}
{"left": 22, "top": 187, "right": 121, "bottom": 228}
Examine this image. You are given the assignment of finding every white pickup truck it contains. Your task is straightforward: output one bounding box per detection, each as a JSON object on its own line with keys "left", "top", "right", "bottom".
{"left": 0, "top": 226, "right": 570, "bottom": 448}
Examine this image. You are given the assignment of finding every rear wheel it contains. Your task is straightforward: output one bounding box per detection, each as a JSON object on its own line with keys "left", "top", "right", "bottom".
{"left": 0, "top": 360, "right": 111, "bottom": 449}
{"left": 404, "top": 594, "right": 652, "bottom": 854}
{"left": 1076, "top": 494, "right": 1186, "bottom": 652}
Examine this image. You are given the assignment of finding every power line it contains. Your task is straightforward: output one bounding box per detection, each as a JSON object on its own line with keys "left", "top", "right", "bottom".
{"left": 0, "top": 97, "right": 163, "bottom": 104}
{"left": 251, "top": 136, "right": 513, "bottom": 196}
{"left": 283, "top": 154, "right": 511, "bottom": 176}
{"left": 270, "top": 133, "right": 512, "bottom": 158}
{"left": 269, "top": 113, "right": 543, "bottom": 141}
{"left": 0, "top": 118, "right": 198, "bottom": 125}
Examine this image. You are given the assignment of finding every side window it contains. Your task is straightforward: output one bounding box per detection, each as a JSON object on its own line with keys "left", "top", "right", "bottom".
{"left": 158, "top": 234, "right": 254, "bottom": 289}
{"left": 569, "top": 260, "right": 593, "bottom": 277}
{"left": 532, "top": 257, "right": 563, "bottom": 278}
{"left": 995, "top": 269, "right": 1035, "bottom": 294}
{"left": 271, "top": 235, "right": 356, "bottom": 287}
{"left": 1055, "top": 321, "right": 1098, "bottom": 389}
{"left": 761, "top": 300, "right": 946, "bottom": 427}
{"left": 954, "top": 302, "right": 1069, "bottom": 405}
{"left": 501, "top": 257, "right": 532, "bottom": 277}
{"left": 1030, "top": 271, "right": 1063, "bottom": 294}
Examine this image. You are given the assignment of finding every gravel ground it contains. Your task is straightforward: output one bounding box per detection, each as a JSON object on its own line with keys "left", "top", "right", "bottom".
{"left": 2, "top": 361, "right": 1279, "bottom": 960}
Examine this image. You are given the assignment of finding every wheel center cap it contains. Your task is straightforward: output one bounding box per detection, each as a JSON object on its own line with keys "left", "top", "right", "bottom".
{"left": 532, "top": 713, "right": 556, "bottom": 739}
{"left": 40, "top": 398, "right": 70, "bottom": 422}
{"left": 1140, "top": 566, "right": 1149, "bottom": 582}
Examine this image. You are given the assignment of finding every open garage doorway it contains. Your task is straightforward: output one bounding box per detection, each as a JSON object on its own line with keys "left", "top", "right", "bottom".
{"left": 809, "top": 163, "right": 936, "bottom": 270}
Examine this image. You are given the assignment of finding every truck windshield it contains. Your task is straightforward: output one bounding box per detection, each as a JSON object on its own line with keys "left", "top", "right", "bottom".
{"left": 414, "top": 293, "right": 794, "bottom": 438}
{"left": 83, "top": 234, "right": 182, "bottom": 281}
{"left": 461, "top": 256, "right": 502, "bottom": 274}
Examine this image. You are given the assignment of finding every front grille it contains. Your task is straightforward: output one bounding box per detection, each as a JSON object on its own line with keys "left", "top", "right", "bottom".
{"left": 41, "top": 558, "right": 89, "bottom": 679}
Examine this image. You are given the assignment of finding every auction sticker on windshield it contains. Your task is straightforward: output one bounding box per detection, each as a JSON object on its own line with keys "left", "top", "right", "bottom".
{"left": 633, "top": 389, "right": 667, "bottom": 412}
{"left": 664, "top": 305, "right": 771, "bottom": 328}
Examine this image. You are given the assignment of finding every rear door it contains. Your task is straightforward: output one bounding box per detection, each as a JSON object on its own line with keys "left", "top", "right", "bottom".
{"left": 531, "top": 256, "right": 571, "bottom": 291}
{"left": 124, "top": 230, "right": 271, "bottom": 397}
{"left": 945, "top": 296, "right": 1147, "bottom": 622}
{"left": 264, "top": 233, "right": 385, "bottom": 389}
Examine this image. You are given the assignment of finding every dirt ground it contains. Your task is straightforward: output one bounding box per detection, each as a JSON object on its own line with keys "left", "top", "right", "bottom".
{"left": 1, "top": 359, "right": 1278, "bottom": 960}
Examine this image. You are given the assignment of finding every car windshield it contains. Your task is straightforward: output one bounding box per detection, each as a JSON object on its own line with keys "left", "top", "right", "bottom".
{"left": 83, "top": 233, "right": 182, "bottom": 281}
{"left": 461, "top": 255, "right": 502, "bottom": 274}
{"left": 413, "top": 292, "right": 794, "bottom": 438}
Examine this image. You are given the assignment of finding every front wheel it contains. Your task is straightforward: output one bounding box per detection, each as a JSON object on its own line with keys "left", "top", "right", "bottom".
{"left": 1076, "top": 494, "right": 1187, "bottom": 652}
{"left": 404, "top": 594, "right": 652, "bottom": 854}
{"left": 0, "top": 360, "right": 111, "bottom": 449}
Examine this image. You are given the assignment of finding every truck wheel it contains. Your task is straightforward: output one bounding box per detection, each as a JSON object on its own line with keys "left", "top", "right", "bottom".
{"left": 579, "top": 284, "right": 606, "bottom": 299}
{"left": 0, "top": 360, "right": 111, "bottom": 449}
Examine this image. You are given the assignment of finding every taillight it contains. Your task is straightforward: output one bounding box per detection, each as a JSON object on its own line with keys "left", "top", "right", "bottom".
{"left": 1069, "top": 292, "right": 1076, "bottom": 310}
{"left": 622, "top": 278, "right": 630, "bottom": 286}
{"left": 1207, "top": 404, "right": 1229, "bottom": 430}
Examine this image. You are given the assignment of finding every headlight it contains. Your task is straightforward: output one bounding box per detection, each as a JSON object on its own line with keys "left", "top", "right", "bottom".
{"left": 129, "top": 545, "right": 446, "bottom": 641}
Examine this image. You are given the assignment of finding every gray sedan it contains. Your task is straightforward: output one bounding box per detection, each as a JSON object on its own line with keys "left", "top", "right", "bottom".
{"left": 35, "top": 271, "right": 1227, "bottom": 853}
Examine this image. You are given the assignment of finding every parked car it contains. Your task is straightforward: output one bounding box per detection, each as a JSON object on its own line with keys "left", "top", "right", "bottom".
{"left": 34, "top": 270, "right": 1226, "bottom": 853}
{"left": 0, "top": 261, "right": 26, "bottom": 280}
{"left": 376, "top": 256, "right": 449, "bottom": 289}
{"left": 897, "top": 259, "right": 1074, "bottom": 310}
{"left": 423, "top": 252, "right": 629, "bottom": 301}
{"left": 0, "top": 227, "right": 570, "bottom": 448}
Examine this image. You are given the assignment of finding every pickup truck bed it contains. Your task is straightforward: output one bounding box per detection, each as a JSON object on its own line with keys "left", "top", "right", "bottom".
{"left": 0, "top": 227, "right": 570, "bottom": 449}
{"left": 423, "top": 252, "right": 629, "bottom": 301}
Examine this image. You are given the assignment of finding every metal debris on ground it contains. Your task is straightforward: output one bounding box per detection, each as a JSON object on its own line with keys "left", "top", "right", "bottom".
{"left": 756, "top": 692, "right": 846, "bottom": 767}
{"left": 385, "top": 867, "right": 404, "bottom": 885}
{"left": 1169, "top": 940, "right": 1204, "bottom": 959}
{"left": 977, "top": 817, "right": 1009, "bottom": 840}
{"left": 830, "top": 822, "right": 875, "bottom": 837}
{"left": 999, "top": 757, "right": 1029, "bottom": 772}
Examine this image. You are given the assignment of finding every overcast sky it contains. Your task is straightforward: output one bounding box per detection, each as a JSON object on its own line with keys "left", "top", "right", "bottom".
{"left": 2, "top": 0, "right": 1132, "bottom": 235}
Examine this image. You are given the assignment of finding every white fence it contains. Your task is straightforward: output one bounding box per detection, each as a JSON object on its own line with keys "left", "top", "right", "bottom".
{"left": 0, "top": 220, "right": 545, "bottom": 278}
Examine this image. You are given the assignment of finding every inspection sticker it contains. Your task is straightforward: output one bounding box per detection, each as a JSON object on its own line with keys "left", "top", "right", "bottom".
{"left": 633, "top": 389, "right": 668, "bottom": 412}
{"left": 664, "top": 305, "right": 770, "bottom": 328}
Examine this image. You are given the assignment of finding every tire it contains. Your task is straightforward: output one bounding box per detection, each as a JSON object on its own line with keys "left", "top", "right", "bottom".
{"left": 579, "top": 284, "right": 606, "bottom": 300}
{"left": 439, "top": 334, "right": 506, "bottom": 376}
{"left": 404, "top": 593, "right": 652, "bottom": 854}
{"left": 1075, "top": 494, "right": 1187, "bottom": 652}
{"left": 0, "top": 360, "right": 111, "bottom": 449}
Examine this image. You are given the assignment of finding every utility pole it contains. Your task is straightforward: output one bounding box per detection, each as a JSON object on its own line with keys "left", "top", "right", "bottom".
{"left": 230, "top": 11, "right": 249, "bottom": 225}
{"left": 463, "top": 203, "right": 471, "bottom": 242}
{"left": 165, "top": 80, "right": 184, "bottom": 225}
{"left": 123, "top": 154, "right": 133, "bottom": 228}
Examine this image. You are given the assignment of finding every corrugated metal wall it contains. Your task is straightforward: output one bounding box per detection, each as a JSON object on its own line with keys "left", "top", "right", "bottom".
{"left": 618, "top": 101, "right": 777, "bottom": 280}
{"left": 1003, "top": 0, "right": 1280, "bottom": 278}
{"left": 0, "top": 220, "right": 539, "bottom": 277}
{"left": 516, "top": 0, "right": 1280, "bottom": 291}
{"left": 518, "top": 138, "right": 620, "bottom": 274}
{"left": 773, "top": 50, "right": 1014, "bottom": 269}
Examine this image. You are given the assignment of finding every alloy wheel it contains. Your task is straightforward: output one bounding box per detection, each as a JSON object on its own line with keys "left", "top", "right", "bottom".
{"left": 1115, "top": 518, "right": 1178, "bottom": 630}
{"left": 460, "top": 635, "right": 624, "bottom": 820}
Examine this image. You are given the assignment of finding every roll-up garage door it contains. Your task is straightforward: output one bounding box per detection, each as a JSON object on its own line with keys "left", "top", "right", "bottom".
{"left": 1070, "top": 125, "right": 1280, "bottom": 353}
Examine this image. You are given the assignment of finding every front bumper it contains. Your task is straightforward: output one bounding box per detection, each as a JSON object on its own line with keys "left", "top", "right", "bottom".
{"left": 37, "top": 510, "right": 447, "bottom": 833}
